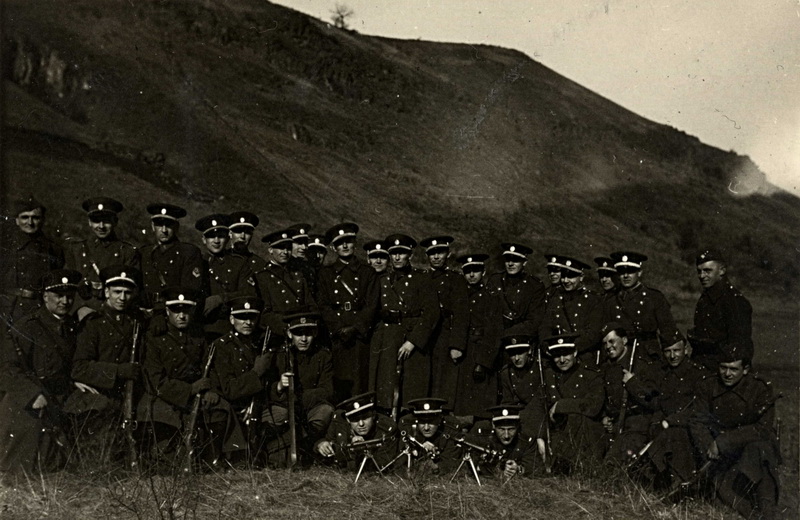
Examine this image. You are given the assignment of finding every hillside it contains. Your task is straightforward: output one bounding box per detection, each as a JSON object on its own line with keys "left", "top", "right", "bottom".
{"left": 2, "top": 0, "right": 798, "bottom": 303}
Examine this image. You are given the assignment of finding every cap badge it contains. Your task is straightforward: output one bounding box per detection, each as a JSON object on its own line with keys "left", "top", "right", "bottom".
{"left": 423, "top": 403, "right": 430, "bottom": 410}
{"left": 602, "top": 261, "right": 608, "bottom": 267}
{"left": 97, "top": 203, "right": 104, "bottom": 210}
{"left": 300, "top": 317, "right": 307, "bottom": 324}
{"left": 467, "top": 257, "right": 472, "bottom": 262}
{"left": 376, "top": 244, "right": 382, "bottom": 249}
{"left": 551, "top": 256, "right": 556, "bottom": 262}
{"left": 502, "top": 409, "right": 509, "bottom": 416}
{"left": 244, "top": 302, "right": 251, "bottom": 310}
{"left": 395, "top": 239, "right": 400, "bottom": 245}
{"left": 211, "top": 219, "right": 217, "bottom": 226}
{"left": 622, "top": 255, "right": 628, "bottom": 262}
{"left": 353, "top": 402, "right": 360, "bottom": 409}
{"left": 120, "top": 272, "right": 127, "bottom": 278}
{"left": 339, "top": 229, "right": 344, "bottom": 235}
{"left": 510, "top": 246, "right": 516, "bottom": 252}
{"left": 431, "top": 239, "right": 437, "bottom": 246}
{"left": 178, "top": 294, "right": 185, "bottom": 301}
{"left": 558, "top": 338, "right": 564, "bottom": 344}
{"left": 161, "top": 208, "right": 167, "bottom": 215}
{"left": 61, "top": 276, "right": 69, "bottom": 284}
{"left": 566, "top": 260, "right": 572, "bottom": 266}
{"left": 240, "top": 217, "right": 246, "bottom": 223}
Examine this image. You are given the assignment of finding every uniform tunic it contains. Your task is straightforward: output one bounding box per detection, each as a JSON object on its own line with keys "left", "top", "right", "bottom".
{"left": 141, "top": 240, "right": 204, "bottom": 308}
{"left": 65, "top": 234, "right": 140, "bottom": 309}
{"left": 317, "top": 257, "right": 379, "bottom": 400}
{"left": 453, "top": 282, "right": 503, "bottom": 417}
{"left": 692, "top": 280, "right": 753, "bottom": 370}
{"left": 202, "top": 251, "right": 255, "bottom": 337}
{"left": 254, "top": 262, "right": 316, "bottom": 338}
{"left": 499, "top": 359, "right": 543, "bottom": 437}
{"left": 267, "top": 345, "right": 334, "bottom": 433}
{"left": 323, "top": 410, "right": 398, "bottom": 471}
{"left": 232, "top": 250, "right": 268, "bottom": 283}
{"left": 540, "top": 286, "right": 604, "bottom": 366}
{"left": 0, "top": 308, "right": 77, "bottom": 472}
{"left": 467, "top": 423, "right": 539, "bottom": 478}
{"left": 427, "top": 268, "right": 470, "bottom": 406}
{"left": 210, "top": 331, "right": 268, "bottom": 412}
{"left": 604, "top": 283, "right": 680, "bottom": 363}
{"left": 485, "top": 271, "right": 546, "bottom": 337}
{"left": 369, "top": 266, "right": 440, "bottom": 409}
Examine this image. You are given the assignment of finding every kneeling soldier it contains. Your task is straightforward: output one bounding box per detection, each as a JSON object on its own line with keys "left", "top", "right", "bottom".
{"left": 468, "top": 404, "right": 537, "bottom": 480}
{"left": 395, "top": 397, "right": 464, "bottom": 474}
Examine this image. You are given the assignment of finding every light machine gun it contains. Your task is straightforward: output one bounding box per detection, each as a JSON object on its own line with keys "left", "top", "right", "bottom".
{"left": 446, "top": 434, "right": 503, "bottom": 486}
{"left": 380, "top": 426, "right": 441, "bottom": 475}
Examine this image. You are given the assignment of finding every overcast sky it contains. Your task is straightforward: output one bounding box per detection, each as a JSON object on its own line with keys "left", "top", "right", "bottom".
{"left": 272, "top": 0, "right": 798, "bottom": 194}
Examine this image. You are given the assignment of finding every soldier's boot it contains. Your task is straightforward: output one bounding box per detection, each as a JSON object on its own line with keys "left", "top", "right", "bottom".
{"left": 716, "top": 471, "right": 756, "bottom": 519}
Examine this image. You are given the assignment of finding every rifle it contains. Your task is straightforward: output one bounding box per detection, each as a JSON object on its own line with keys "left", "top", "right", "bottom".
{"left": 391, "top": 357, "right": 403, "bottom": 421}
{"left": 243, "top": 327, "right": 271, "bottom": 425}
{"left": 122, "top": 321, "right": 141, "bottom": 470}
{"left": 181, "top": 343, "right": 217, "bottom": 473}
{"left": 616, "top": 338, "right": 638, "bottom": 435}
{"left": 536, "top": 345, "right": 552, "bottom": 473}
{"left": 285, "top": 338, "right": 298, "bottom": 468}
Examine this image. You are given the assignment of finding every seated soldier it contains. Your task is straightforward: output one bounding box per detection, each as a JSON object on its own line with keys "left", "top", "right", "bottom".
{"left": 467, "top": 404, "right": 538, "bottom": 480}
{"left": 689, "top": 341, "right": 781, "bottom": 519}
{"left": 264, "top": 310, "right": 334, "bottom": 462}
{"left": 0, "top": 269, "right": 81, "bottom": 475}
{"left": 137, "top": 288, "right": 237, "bottom": 469}
{"left": 209, "top": 296, "right": 270, "bottom": 467}
{"left": 395, "top": 397, "right": 465, "bottom": 474}
{"left": 314, "top": 391, "right": 398, "bottom": 472}
{"left": 497, "top": 332, "right": 543, "bottom": 437}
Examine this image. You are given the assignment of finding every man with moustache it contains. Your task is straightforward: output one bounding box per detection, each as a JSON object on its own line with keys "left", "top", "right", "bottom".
{"left": 1, "top": 197, "right": 65, "bottom": 327}
{"left": 0, "top": 269, "right": 82, "bottom": 474}
{"left": 369, "top": 234, "right": 440, "bottom": 413}
{"left": 453, "top": 254, "right": 503, "bottom": 420}
{"left": 363, "top": 240, "right": 390, "bottom": 275}
{"left": 690, "top": 249, "right": 753, "bottom": 371}
{"left": 485, "top": 243, "right": 546, "bottom": 338}
{"left": 317, "top": 223, "right": 379, "bottom": 403}
{"left": 419, "top": 236, "right": 469, "bottom": 410}
{"left": 66, "top": 197, "right": 140, "bottom": 318}
{"left": 594, "top": 257, "right": 619, "bottom": 303}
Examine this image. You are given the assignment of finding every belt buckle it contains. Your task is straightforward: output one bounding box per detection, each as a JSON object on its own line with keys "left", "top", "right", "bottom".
{"left": 344, "top": 302, "right": 352, "bottom": 312}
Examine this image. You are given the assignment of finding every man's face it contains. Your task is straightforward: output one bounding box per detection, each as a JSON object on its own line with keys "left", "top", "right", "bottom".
{"left": 494, "top": 424, "right": 519, "bottom": 446}
{"left": 16, "top": 208, "right": 44, "bottom": 235}
{"left": 230, "top": 314, "right": 258, "bottom": 335}
{"left": 229, "top": 228, "right": 253, "bottom": 251}
{"left": 349, "top": 414, "right": 375, "bottom": 437}
{"left": 510, "top": 349, "right": 530, "bottom": 368}
{"left": 89, "top": 214, "right": 117, "bottom": 240}
{"left": 560, "top": 272, "right": 584, "bottom": 292}
{"left": 416, "top": 418, "right": 440, "bottom": 439}
{"left": 603, "top": 331, "right": 628, "bottom": 361}
{"left": 291, "top": 240, "right": 308, "bottom": 259}
{"left": 269, "top": 244, "right": 292, "bottom": 265}
{"left": 618, "top": 267, "right": 641, "bottom": 289}
{"left": 599, "top": 274, "right": 616, "bottom": 292}
{"left": 697, "top": 261, "right": 726, "bottom": 290}
{"left": 151, "top": 219, "right": 178, "bottom": 245}
{"left": 104, "top": 284, "right": 136, "bottom": 312}
{"left": 719, "top": 360, "right": 748, "bottom": 387}
{"left": 463, "top": 267, "right": 484, "bottom": 285}
{"left": 202, "top": 230, "right": 229, "bottom": 255}
{"left": 547, "top": 266, "right": 561, "bottom": 285}
{"left": 43, "top": 290, "right": 75, "bottom": 317}
{"left": 390, "top": 251, "right": 411, "bottom": 270}
{"left": 427, "top": 250, "right": 449, "bottom": 270}
{"left": 553, "top": 350, "right": 577, "bottom": 372}
{"left": 663, "top": 340, "right": 688, "bottom": 368}
{"left": 309, "top": 249, "right": 326, "bottom": 265}
{"left": 368, "top": 255, "right": 389, "bottom": 273}
{"left": 504, "top": 257, "right": 525, "bottom": 275}
{"left": 334, "top": 239, "right": 356, "bottom": 260}
{"left": 289, "top": 329, "right": 316, "bottom": 351}
{"left": 166, "top": 305, "right": 193, "bottom": 329}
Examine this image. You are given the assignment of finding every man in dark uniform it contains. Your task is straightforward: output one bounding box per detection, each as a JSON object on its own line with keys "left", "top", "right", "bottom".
{"left": 531, "top": 333, "right": 605, "bottom": 475}
{"left": 314, "top": 391, "right": 398, "bottom": 472}
{"left": 689, "top": 341, "right": 781, "bottom": 519}
{"left": 64, "top": 265, "right": 144, "bottom": 462}
{"left": 453, "top": 254, "right": 503, "bottom": 419}
{"left": 594, "top": 256, "right": 618, "bottom": 302}
{"left": 288, "top": 224, "right": 322, "bottom": 298}
{"left": 317, "top": 223, "right": 379, "bottom": 403}
{"left": 209, "top": 296, "right": 270, "bottom": 465}
{"left": 420, "top": 236, "right": 469, "bottom": 410}
{"left": 395, "top": 397, "right": 465, "bottom": 474}
{"left": 497, "top": 333, "right": 540, "bottom": 436}
{"left": 0, "top": 269, "right": 81, "bottom": 475}
{"left": 369, "top": 234, "right": 440, "bottom": 413}
{"left": 307, "top": 234, "right": 328, "bottom": 271}
{"left": 604, "top": 251, "right": 680, "bottom": 365}
{"left": 228, "top": 211, "right": 268, "bottom": 279}
{"left": 540, "top": 256, "right": 604, "bottom": 366}
{"left": 265, "top": 310, "right": 334, "bottom": 456}
{"left": 195, "top": 214, "right": 254, "bottom": 340}
{"left": 66, "top": 197, "right": 140, "bottom": 320}
{"left": 485, "top": 243, "right": 546, "bottom": 338}
{"left": 254, "top": 229, "right": 316, "bottom": 343}
{"left": 467, "top": 404, "right": 538, "bottom": 480}
{"left": 140, "top": 203, "right": 204, "bottom": 312}
{"left": 690, "top": 249, "right": 753, "bottom": 372}
{"left": 0, "top": 197, "right": 65, "bottom": 327}
{"left": 364, "top": 240, "right": 390, "bottom": 274}
{"left": 543, "top": 254, "right": 565, "bottom": 306}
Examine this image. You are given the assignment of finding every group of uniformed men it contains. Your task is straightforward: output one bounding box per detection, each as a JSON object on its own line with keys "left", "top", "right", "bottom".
{"left": 0, "top": 195, "right": 781, "bottom": 518}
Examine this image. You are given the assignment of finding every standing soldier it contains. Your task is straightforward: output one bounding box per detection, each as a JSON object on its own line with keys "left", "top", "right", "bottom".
{"left": 364, "top": 240, "right": 390, "bottom": 274}
{"left": 420, "top": 236, "right": 469, "bottom": 409}
{"left": 485, "top": 243, "right": 546, "bottom": 338}
{"left": 317, "top": 223, "right": 379, "bottom": 403}
{"left": 0, "top": 196, "right": 65, "bottom": 327}
{"left": 453, "top": 254, "right": 503, "bottom": 420}
{"left": 0, "top": 269, "right": 81, "bottom": 474}
{"left": 140, "top": 203, "right": 204, "bottom": 312}
{"left": 594, "top": 257, "right": 618, "bottom": 302}
{"left": 543, "top": 254, "right": 565, "bottom": 306}
{"left": 369, "top": 235, "right": 440, "bottom": 413}
{"left": 65, "top": 266, "right": 144, "bottom": 462}
{"left": 604, "top": 252, "right": 680, "bottom": 365}
{"left": 66, "top": 197, "right": 140, "bottom": 319}
{"left": 689, "top": 342, "right": 781, "bottom": 519}
{"left": 228, "top": 211, "right": 268, "bottom": 278}
{"left": 307, "top": 235, "right": 328, "bottom": 270}
{"left": 254, "top": 229, "right": 316, "bottom": 343}
{"left": 288, "top": 224, "right": 321, "bottom": 298}
{"left": 690, "top": 249, "right": 753, "bottom": 371}
{"left": 540, "top": 257, "right": 604, "bottom": 366}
